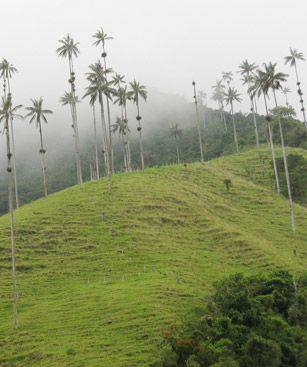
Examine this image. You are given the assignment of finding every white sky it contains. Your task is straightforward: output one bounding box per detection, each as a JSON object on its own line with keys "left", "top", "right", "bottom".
{"left": 1, "top": 0, "right": 307, "bottom": 156}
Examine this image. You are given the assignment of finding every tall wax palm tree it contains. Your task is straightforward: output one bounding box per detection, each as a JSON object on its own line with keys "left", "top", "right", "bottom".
{"left": 84, "top": 61, "right": 115, "bottom": 177}
{"left": 239, "top": 60, "right": 260, "bottom": 148}
{"left": 192, "top": 81, "right": 204, "bottom": 162}
{"left": 112, "top": 117, "right": 130, "bottom": 170}
{"left": 281, "top": 87, "right": 291, "bottom": 106}
{"left": 222, "top": 71, "right": 234, "bottom": 87}
{"left": 250, "top": 68, "right": 281, "bottom": 194}
{"left": 25, "top": 98, "right": 53, "bottom": 196}
{"left": 169, "top": 123, "right": 182, "bottom": 163}
{"left": 0, "top": 59, "right": 19, "bottom": 207}
{"left": 284, "top": 48, "right": 307, "bottom": 129}
{"left": 57, "top": 35, "right": 83, "bottom": 184}
{"left": 0, "top": 96, "right": 22, "bottom": 329}
{"left": 224, "top": 87, "right": 242, "bottom": 153}
{"left": 93, "top": 28, "right": 115, "bottom": 173}
{"left": 212, "top": 80, "right": 227, "bottom": 131}
{"left": 128, "top": 80, "right": 147, "bottom": 170}
{"left": 263, "top": 63, "right": 296, "bottom": 236}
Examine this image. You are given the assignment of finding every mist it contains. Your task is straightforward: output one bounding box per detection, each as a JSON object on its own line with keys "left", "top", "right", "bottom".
{"left": 1, "top": 0, "right": 307, "bottom": 165}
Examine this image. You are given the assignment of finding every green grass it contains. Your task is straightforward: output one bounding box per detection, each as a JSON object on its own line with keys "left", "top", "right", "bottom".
{"left": 0, "top": 147, "right": 307, "bottom": 367}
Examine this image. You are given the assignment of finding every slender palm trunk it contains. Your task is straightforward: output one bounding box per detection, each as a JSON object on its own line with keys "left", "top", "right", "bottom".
{"left": 69, "top": 104, "right": 79, "bottom": 178}
{"left": 273, "top": 91, "right": 296, "bottom": 235}
{"left": 254, "top": 98, "right": 258, "bottom": 114}
{"left": 247, "top": 77, "right": 259, "bottom": 148}
{"left": 38, "top": 122, "right": 48, "bottom": 196}
{"left": 6, "top": 78, "right": 19, "bottom": 208}
{"left": 68, "top": 56, "right": 83, "bottom": 185}
{"left": 99, "top": 93, "right": 111, "bottom": 177}
{"left": 136, "top": 102, "right": 145, "bottom": 170}
{"left": 120, "top": 133, "right": 128, "bottom": 171}
{"left": 92, "top": 104, "right": 100, "bottom": 179}
{"left": 193, "top": 84, "right": 204, "bottom": 162}
{"left": 263, "top": 94, "right": 280, "bottom": 193}
{"left": 124, "top": 105, "right": 132, "bottom": 171}
{"left": 251, "top": 99, "right": 260, "bottom": 148}
{"left": 10, "top": 120, "right": 19, "bottom": 207}
{"left": 220, "top": 103, "right": 227, "bottom": 131}
{"left": 102, "top": 46, "right": 114, "bottom": 174}
{"left": 5, "top": 117, "right": 18, "bottom": 329}
{"left": 246, "top": 77, "right": 260, "bottom": 148}
{"left": 120, "top": 108, "right": 130, "bottom": 172}
{"left": 230, "top": 102, "right": 239, "bottom": 153}
{"left": 294, "top": 62, "right": 307, "bottom": 130}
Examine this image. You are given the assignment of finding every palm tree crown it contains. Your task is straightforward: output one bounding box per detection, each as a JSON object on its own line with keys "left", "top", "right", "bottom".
{"left": 0, "top": 59, "right": 18, "bottom": 80}
{"left": 60, "top": 91, "right": 81, "bottom": 106}
{"left": 128, "top": 80, "right": 147, "bottom": 104}
{"left": 93, "top": 28, "right": 113, "bottom": 49}
{"left": 224, "top": 87, "right": 242, "bottom": 105}
{"left": 0, "top": 96, "right": 22, "bottom": 121}
{"left": 56, "top": 35, "right": 80, "bottom": 59}
{"left": 114, "top": 86, "right": 130, "bottom": 107}
{"left": 284, "top": 48, "right": 305, "bottom": 67}
{"left": 84, "top": 62, "right": 116, "bottom": 104}
{"left": 259, "top": 62, "right": 288, "bottom": 93}
{"left": 211, "top": 80, "right": 225, "bottom": 103}
{"left": 25, "top": 98, "right": 53, "bottom": 127}
{"left": 112, "top": 73, "right": 126, "bottom": 87}
{"left": 112, "top": 117, "right": 129, "bottom": 136}
{"left": 222, "top": 71, "right": 233, "bottom": 85}
{"left": 238, "top": 60, "right": 258, "bottom": 76}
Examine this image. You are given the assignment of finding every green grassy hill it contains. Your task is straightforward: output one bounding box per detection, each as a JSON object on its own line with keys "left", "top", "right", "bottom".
{"left": 0, "top": 147, "right": 307, "bottom": 367}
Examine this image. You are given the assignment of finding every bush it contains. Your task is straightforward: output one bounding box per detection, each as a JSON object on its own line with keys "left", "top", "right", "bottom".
{"left": 158, "top": 271, "right": 307, "bottom": 367}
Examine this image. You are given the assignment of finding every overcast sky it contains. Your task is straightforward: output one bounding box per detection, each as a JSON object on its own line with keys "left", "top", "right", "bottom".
{"left": 1, "top": 0, "right": 307, "bottom": 155}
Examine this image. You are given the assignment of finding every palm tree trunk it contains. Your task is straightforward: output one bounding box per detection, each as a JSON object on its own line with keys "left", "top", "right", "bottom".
{"left": 102, "top": 49, "right": 114, "bottom": 174}
{"left": 92, "top": 104, "right": 100, "bottom": 179}
{"left": 193, "top": 84, "right": 204, "bottom": 162}
{"left": 124, "top": 105, "right": 132, "bottom": 171}
{"left": 7, "top": 78, "right": 19, "bottom": 208}
{"left": 99, "top": 93, "right": 111, "bottom": 177}
{"left": 231, "top": 103, "right": 239, "bottom": 153}
{"left": 220, "top": 104, "right": 227, "bottom": 131}
{"left": 68, "top": 104, "right": 79, "bottom": 180}
{"left": 10, "top": 120, "right": 19, "bottom": 207}
{"left": 68, "top": 56, "right": 83, "bottom": 185}
{"left": 294, "top": 62, "right": 307, "bottom": 130}
{"left": 273, "top": 91, "right": 296, "bottom": 235}
{"left": 5, "top": 117, "right": 18, "bottom": 329}
{"left": 136, "top": 102, "right": 145, "bottom": 170}
{"left": 120, "top": 133, "right": 128, "bottom": 171}
{"left": 249, "top": 94, "right": 259, "bottom": 149}
{"left": 71, "top": 102, "right": 83, "bottom": 184}
{"left": 263, "top": 94, "right": 280, "bottom": 193}
{"left": 38, "top": 122, "right": 48, "bottom": 196}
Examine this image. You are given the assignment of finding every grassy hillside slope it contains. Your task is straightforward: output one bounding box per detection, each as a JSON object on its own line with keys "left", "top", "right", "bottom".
{"left": 0, "top": 147, "right": 307, "bottom": 367}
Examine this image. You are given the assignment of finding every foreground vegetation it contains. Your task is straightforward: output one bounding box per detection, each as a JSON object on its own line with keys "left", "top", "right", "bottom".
{"left": 157, "top": 271, "right": 307, "bottom": 367}
{"left": 1, "top": 148, "right": 307, "bottom": 366}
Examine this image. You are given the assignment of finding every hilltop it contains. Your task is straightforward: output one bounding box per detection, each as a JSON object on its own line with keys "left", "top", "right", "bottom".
{"left": 0, "top": 147, "right": 307, "bottom": 367}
